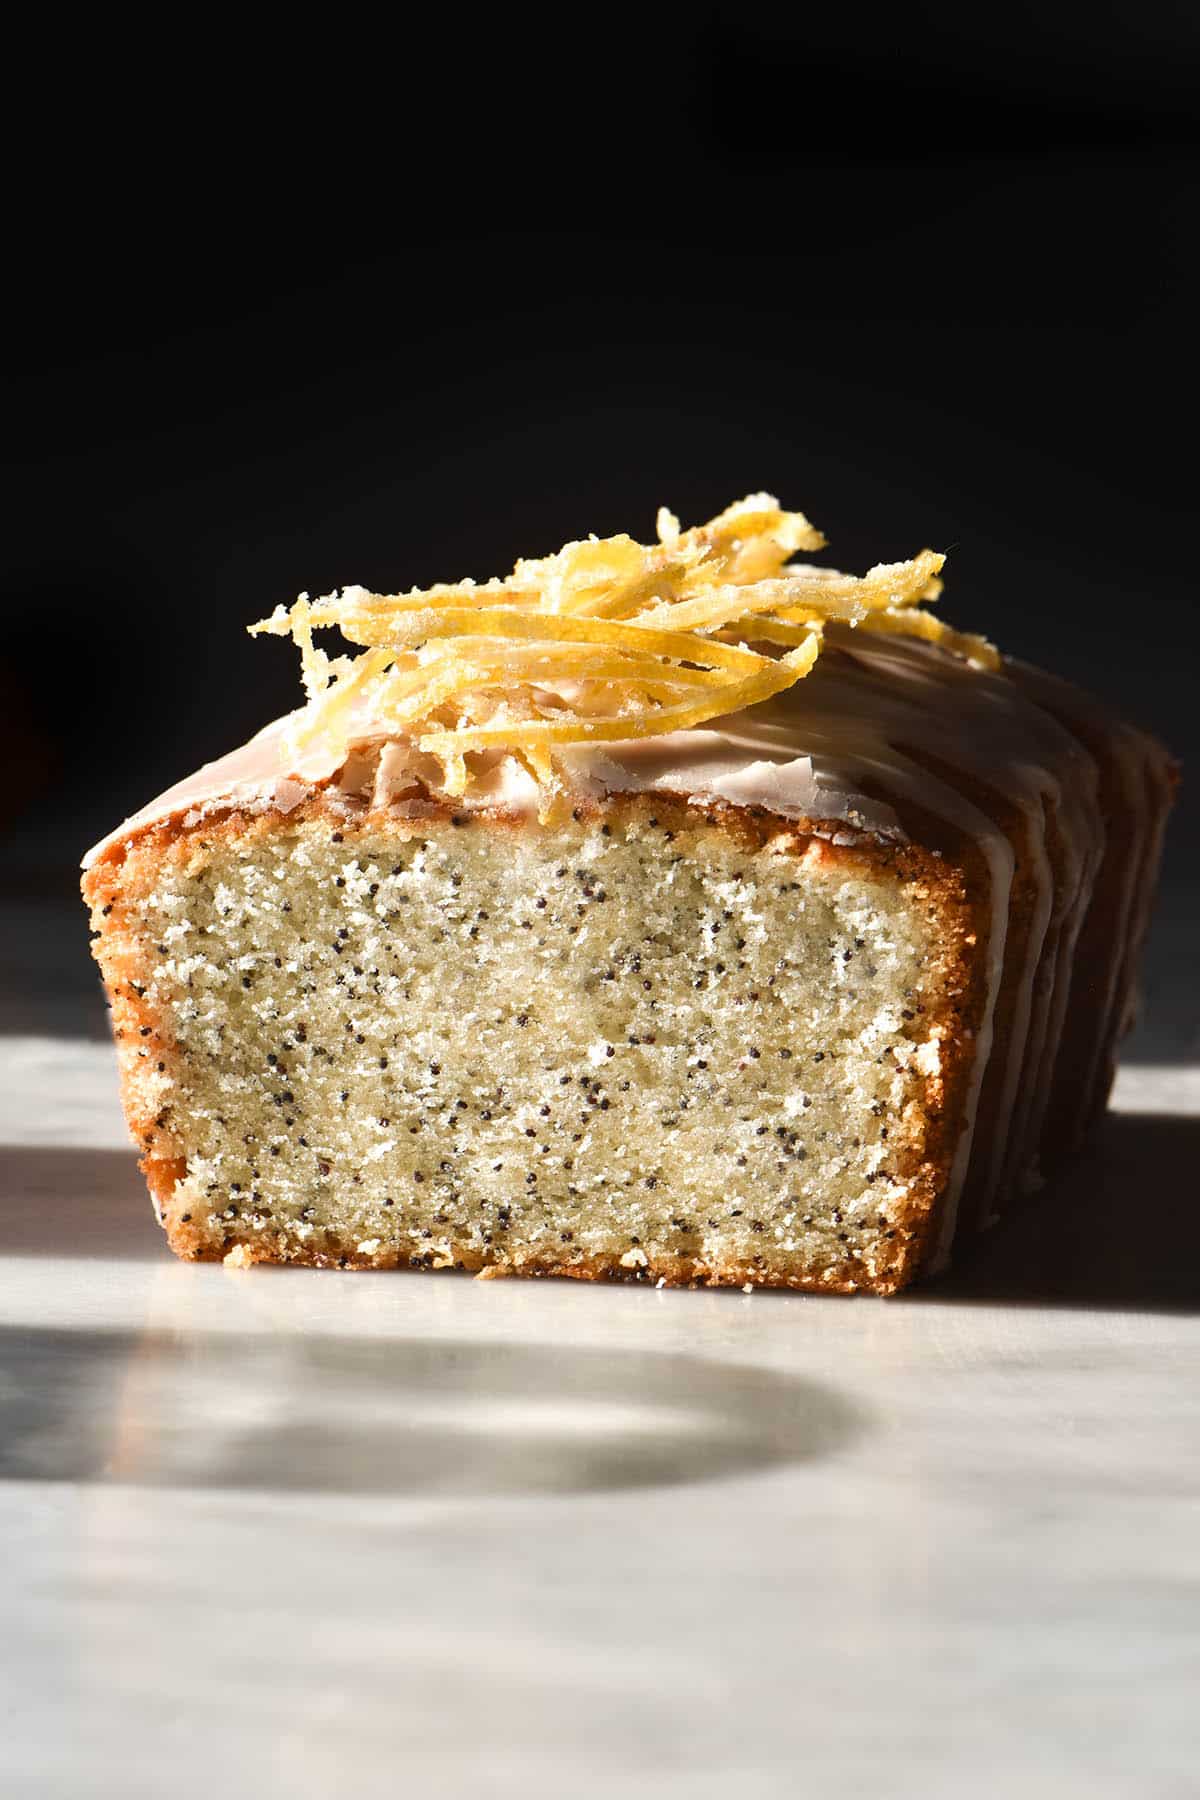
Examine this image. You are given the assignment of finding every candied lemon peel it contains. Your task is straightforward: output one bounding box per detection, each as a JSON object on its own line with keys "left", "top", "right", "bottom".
{"left": 251, "top": 494, "right": 998, "bottom": 807}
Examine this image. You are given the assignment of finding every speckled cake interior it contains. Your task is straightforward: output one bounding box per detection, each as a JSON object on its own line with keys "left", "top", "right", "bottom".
{"left": 90, "top": 798, "right": 975, "bottom": 1291}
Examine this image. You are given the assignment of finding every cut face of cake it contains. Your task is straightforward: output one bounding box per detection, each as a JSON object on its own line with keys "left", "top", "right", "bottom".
{"left": 82, "top": 498, "right": 1176, "bottom": 1292}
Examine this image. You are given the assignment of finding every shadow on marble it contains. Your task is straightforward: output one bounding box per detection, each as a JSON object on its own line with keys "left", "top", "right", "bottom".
{"left": 927, "top": 1110, "right": 1200, "bottom": 1314}
{"left": 0, "top": 1327, "right": 860, "bottom": 1495}
{"left": 2, "top": 1146, "right": 159, "bottom": 1260}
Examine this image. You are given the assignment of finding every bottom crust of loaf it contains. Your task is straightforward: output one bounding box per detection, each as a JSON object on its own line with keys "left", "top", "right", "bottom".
{"left": 151, "top": 1176, "right": 883, "bottom": 1294}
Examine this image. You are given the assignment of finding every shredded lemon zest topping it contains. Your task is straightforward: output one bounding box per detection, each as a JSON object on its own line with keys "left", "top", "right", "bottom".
{"left": 250, "top": 493, "right": 998, "bottom": 806}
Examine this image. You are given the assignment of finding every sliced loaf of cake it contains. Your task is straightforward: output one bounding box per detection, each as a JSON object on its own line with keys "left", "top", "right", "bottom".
{"left": 82, "top": 498, "right": 1175, "bottom": 1291}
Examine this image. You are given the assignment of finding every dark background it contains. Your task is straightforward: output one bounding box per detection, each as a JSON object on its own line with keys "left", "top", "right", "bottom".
{"left": 3, "top": 7, "right": 1196, "bottom": 1047}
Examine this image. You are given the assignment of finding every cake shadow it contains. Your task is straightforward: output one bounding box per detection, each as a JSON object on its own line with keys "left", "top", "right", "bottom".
{"left": 923, "top": 1110, "right": 1200, "bottom": 1314}
{"left": 0, "top": 1326, "right": 861, "bottom": 1496}
{"left": 2, "top": 1145, "right": 161, "bottom": 1261}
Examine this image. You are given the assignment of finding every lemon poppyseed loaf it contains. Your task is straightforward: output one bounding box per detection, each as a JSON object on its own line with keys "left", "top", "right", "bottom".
{"left": 82, "top": 499, "right": 1175, "bottom": 1291}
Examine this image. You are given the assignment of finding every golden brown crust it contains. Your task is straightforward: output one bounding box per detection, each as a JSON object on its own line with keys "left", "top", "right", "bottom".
{"left": 163, "top": 1224, "right": 892, "bottom": 1296}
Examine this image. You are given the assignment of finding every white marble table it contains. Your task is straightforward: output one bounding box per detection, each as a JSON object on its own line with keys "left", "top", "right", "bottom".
{"left": 2, "top": 1037, "right": 1198, "bottom": 1800}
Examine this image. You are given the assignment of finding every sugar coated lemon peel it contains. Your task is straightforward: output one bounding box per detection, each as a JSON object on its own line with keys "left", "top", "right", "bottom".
{"left": 251, "top": 494, "right": 999, "bottom": 809}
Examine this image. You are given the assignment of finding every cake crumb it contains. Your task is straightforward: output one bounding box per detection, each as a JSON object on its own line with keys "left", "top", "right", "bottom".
{"left": 95, "top": 793, "right": 972, "bottom": 1296}
{"left": 224, "top": 1243, "right": 255, "bottom": 1270}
